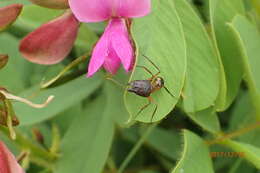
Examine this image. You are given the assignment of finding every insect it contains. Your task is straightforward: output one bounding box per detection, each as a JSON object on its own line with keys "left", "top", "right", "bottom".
{"left": 107, "top": 54, "right": 175, "bottom": 122}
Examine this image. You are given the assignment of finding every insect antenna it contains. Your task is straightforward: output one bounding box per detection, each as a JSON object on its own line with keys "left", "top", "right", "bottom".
{"left": 106, "top": 77, "right": 127, "bottom": 89}
{"left": 164, "top": 86, "right": 177, "bottom": 98}
{"left": 141, "top": 54, "right": 160, "bottom": 74}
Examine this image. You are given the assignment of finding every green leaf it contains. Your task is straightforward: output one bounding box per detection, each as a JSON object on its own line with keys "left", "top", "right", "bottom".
{"left": 0, "top": 0, "right": 31, "bottom": 7}
{"left": 145, "top": 127, "right": 181, "bottom": 160}
{"left": 229, "top": 91, "right": 260, "bottom": 147}
{"left": 174, "top": 0, "right": 219, "bottom": 113}
{"left": 187, "top": 107, "right": 221, "bottom": 134}
{"left": 172, "top": 130, "right": 214, "bottom": 173}
{"left": 15, "top": 4, "right": 63, "bottom": 30}
{"left": 209, "top": 0, "right": 245, "bottom": 110}
{"left": 74, "top": 24, "right": 98, "bottom": 55}
{"left": 0, "top": 33, "right": 31, "bottom": 92}
{"left": 228, "top": 15, "right": 260, "bottom": 118}
{"left": 221, "top": 139, "right": 260, "bottom": 169}
{"left": 55, "top": 91, "right": 115, "bottom": 173}
{"left": 104, "top": 77, "right": 129, "bottom": 125}
{"left": 126, "top": 0, "right": 186, "bottom": 123}
{"left": 14, "top": 75, "right": 102, "bottom": 125}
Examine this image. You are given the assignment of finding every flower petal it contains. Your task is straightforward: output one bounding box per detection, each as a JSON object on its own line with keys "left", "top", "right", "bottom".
{"left": 87, "top": 31, "right": 109, "bottom": 77}
{"left": 0, "top": 4, "right": 23, "bottom": 32}
{"left": 109, "top": 19, "right": 133, "bottom": 71}
{"left": 69, "top": 0, "right": 112, "bottom": 22}
{"left": 19, "top": 11, "right": 79, "bottom": 65}
{"left": 0, "top": 141, "right": 24, "bottom": 173}
{"left": 103, "top": 44, "right": 121, "bottom": 74}
{"left": 116, "top": 0, "right": 151, "bottom": 18}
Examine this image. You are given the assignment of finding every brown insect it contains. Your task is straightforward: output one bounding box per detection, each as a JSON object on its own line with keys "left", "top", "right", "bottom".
{"left": 107, "top": 54, "right": 175, "bottom": 122}
{"left": 127, "top": 55, "right": 175, "bottom": 122}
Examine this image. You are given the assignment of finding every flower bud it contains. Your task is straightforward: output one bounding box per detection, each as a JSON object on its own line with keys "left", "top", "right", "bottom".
{"left": 28, "top": 0, "right": 69, "bottom": 9}
{"left": 19, "top": 11, "right": 79, "bottom": 65}
{"left": 0, "top": 4, "right": 23, "bottom": 31}
{"left": 0, "top": 141, "right": 24, "bottom": 173}
{"left": 0, "top": 54, "right": 8, "bottom": 69}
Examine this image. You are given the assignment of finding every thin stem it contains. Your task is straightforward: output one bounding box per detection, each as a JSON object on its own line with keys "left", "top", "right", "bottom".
{"left": 118, "top": 123, "right": 157, "bottom": 173}
{"left": 0, "top": 127, "right": 58, "bottom": 167}
{"left": 206, "top": 121, "right": 260, "bottom": 145}
{"left": 41, "top": 54, "right": 89, "bottom": 88}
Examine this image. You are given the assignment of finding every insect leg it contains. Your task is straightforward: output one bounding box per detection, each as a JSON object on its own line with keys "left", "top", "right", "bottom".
{"left": 105, "top": 76, "right": 126, "bottom": 89}
{"left": 141, "top": 54, "right": 161, "bottom": 75}
{"left": 136, "top": 65, "right": 154, "bottom": 77}
{"left": 149, "top": 96, "right": 158, "bottom": 122}
{"left": 164, "top": 86, "right": 177, "bottom": 98}
{"left": 134, "top": 98, "right": 151, "bottom": 120}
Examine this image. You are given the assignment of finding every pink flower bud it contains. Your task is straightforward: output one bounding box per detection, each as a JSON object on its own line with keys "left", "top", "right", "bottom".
{"left": 19, "top": 11, "right": 79, "bottom": 65}
{"left": 0, "top": 4, "right": 23, "bottom": 31}
{"left": 0, "top": 141, "right": 24, "bottom": 173}
{"left": 28, "top": 0, "right": 69, "bottom": 9}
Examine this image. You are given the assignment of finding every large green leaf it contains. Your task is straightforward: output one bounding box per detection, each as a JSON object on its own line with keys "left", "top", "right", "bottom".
{"left": 14, "top": 75, "right": 102, "bottom": 125}
{"left": 174, "top": 0, "right": 219, "bottom": 113}
{"left": 55, "top": 88, "right": 115, "bottom": 173}
{"left": 209, "top": 0, "right": 245, "bottom": 110}
{"left": 125, "top": 0, "right": 186, "bottom": 123}
{"left": 0, "top": 33, "right": 31, "bottom": 92}
{"left": 228, "top": 15, "right": 260, "bottom": 117}
{"left": 171, "top": 130, "right": 214, "bottom": 173}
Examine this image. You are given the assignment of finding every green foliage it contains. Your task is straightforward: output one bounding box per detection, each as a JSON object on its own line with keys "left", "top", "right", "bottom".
{"left": 0, "top": 0, "right": 260, "bottom": 173}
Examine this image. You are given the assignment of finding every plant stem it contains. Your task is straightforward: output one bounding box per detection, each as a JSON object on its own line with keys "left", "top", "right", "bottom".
{"left": 0, "top": 126, "right": 58, "bottom": 168}
{"left": 206, "top": 121, "right": 260, "bottom": 145}
{"left": 118, "top": 123, "right": 157, "bottom": 173}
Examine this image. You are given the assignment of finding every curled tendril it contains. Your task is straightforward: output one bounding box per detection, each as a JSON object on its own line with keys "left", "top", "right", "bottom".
{"left": 0, "top": 90, "right": 54, "bottom": 108}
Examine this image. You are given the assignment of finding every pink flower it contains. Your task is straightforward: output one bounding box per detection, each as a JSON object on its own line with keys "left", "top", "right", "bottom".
{"left": 0, "top": 4, "right": 23, "bottom": 32}
{"left": 19, "top": 11, "right": 79, "bottom": 65}
{"left": 0, "top": 141, "right": 24, "bottom": 173}
{"left": 69, "top": 0, "right": 151, "bottom": 77}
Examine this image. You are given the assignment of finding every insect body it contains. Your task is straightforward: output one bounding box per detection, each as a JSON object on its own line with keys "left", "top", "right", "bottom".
{"left": 106, "top": 54, "right": 175, "bottom": 122}
{"left": 127, "top": 55, "right": 175, "bottom": 122}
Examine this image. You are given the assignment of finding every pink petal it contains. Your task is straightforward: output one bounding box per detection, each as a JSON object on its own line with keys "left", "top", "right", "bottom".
{"left": 69, "top": 0, "right": 113, "bottom": 22}
{"left": 109, "top": 19, "right": 133, "bottom": 71}
{"left": 103, "top": 44, "right": 121, "bottom": 74}
{"left": 0, "top": 4, "right": 23, "bottom": 31}
{"left": 86, "top": 31, "right": 109, "bottom": 77}
{"left": 19, "top": 11, "right": 79, "bottom": 65}
{"left": 115, "top": 0, "right": 151, "bottom": 18}
{"left": 0, "top": 141, "right": 24, "bottom": 173}
{"left": 28, "top": 0, "right": 69, "bottom": 9}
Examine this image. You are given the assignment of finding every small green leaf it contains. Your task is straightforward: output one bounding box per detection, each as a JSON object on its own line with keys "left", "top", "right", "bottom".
{"left": 209, "top": 0, "right": 245, "bottom": 110}
{"left": 172, "top": 130, "right": 214, "bottom": 173}
{"left": 228, "top": 15, "right": 260, "bottom": 118}
{"left": 126, "top": 0, "right": 186, "bottom": 123}
{"left": 174, "top": 0, "right": 219, "bottom": 113}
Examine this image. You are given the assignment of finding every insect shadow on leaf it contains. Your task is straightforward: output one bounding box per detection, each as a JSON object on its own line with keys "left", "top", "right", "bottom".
{"left": 107, "top": 54, "right": 176, "bottom": 122}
